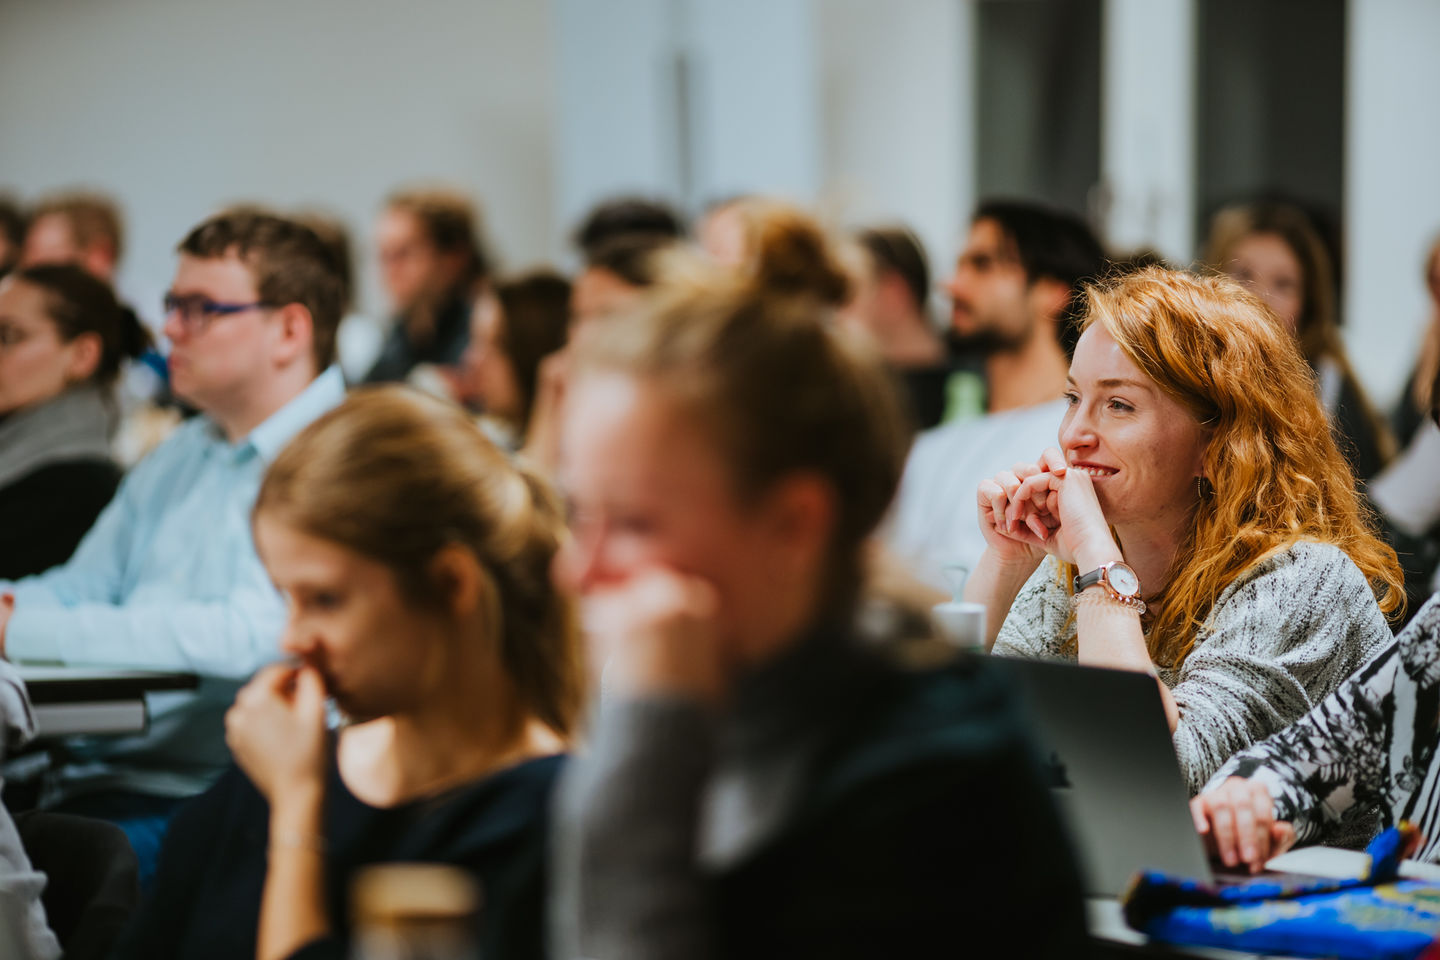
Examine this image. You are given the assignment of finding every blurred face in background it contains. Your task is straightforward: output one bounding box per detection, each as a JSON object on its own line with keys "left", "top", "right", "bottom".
{"left": 463, "top": 294, "right": 523, "bottom": 422}
{"left": 698, "top": 204, "right": 748, "bottom": 267}
{"left": 571, "top": 267, "right": 641, "bottom": 327}
{"left": 945, "top": 218, "right": 1037, "bottom": 353}
{"left": 163, "top": 253, "right": 281, "bottom": 417}
{"left": 833, "top": 251, "right": 881, "bottom": 349}
{"left": 21, "top": 213, "right": 81, "bottom": 268}
{"left": 1223, "top": 231, "right": 1304, "bottom": 334}
{"left": 22, "top": 213, "right": 117, "bottom": 282}
{"left": 375, "top": 207, "right": 452, "bottom": 315}
{"left": 0, "top": 276, "right": 100, "bottom": 415}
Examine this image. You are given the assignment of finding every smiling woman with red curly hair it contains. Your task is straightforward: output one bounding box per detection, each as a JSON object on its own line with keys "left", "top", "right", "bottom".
{"left": 965, "top": 265, "right": 1404, "bottom": 796}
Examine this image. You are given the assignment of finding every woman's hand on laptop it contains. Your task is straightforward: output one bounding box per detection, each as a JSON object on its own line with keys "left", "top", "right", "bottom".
{"left": 1190, "top": 777, "right": 1296, "bottom": 874}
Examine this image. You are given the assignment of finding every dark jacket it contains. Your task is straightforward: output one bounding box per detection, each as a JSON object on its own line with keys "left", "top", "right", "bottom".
{"left": 113, "top": 751, "right": 563, "bottom": 960}
{"left": 553, "top": 627, "right": 1089, "bottom": 960}
{"left": 0, "top": 460, "right": 120, "bottom": 581}
{"left": 362, "top": 296, "right": 472, "bottom": 384}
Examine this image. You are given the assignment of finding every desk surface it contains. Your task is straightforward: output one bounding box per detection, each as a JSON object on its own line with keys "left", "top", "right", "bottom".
{"left": 16, "top": 664, "right": 198, "bottom": 704}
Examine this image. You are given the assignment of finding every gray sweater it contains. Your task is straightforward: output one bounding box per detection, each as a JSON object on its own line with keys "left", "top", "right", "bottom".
{"left": 993, "top": 541, "right": 1393, "bottom": 793}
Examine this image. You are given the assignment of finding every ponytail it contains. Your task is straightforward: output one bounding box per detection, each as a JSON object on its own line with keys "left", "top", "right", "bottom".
{"left": 13, "top": 263, "right": 151, "bottom": 389}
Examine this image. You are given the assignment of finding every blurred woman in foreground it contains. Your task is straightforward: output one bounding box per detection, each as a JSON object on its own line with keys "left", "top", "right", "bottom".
{"left": 550, "top": 206, "right": 1087, "bottom": 958}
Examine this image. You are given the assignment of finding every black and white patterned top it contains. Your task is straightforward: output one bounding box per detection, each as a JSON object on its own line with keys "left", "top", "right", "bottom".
{"left": 1208, "top": 594, "right": 1440, "bottom": 859}
{"left": 993, "top": 542, "right": 1394, "bottom": 794}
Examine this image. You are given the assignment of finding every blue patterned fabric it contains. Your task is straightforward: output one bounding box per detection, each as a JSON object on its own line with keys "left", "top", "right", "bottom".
{"left": 1123, "top": 827, "right": 1440, "bottom": 960}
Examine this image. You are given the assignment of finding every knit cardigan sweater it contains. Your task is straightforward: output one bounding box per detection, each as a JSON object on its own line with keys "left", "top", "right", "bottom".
{"left": 993, "top": 542, "right": 1393, "bottom": 793}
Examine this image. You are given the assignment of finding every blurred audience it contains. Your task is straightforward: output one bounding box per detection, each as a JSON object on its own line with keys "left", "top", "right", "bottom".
{"left": 0, "top": 211, "right": 346, "bottom": 884}
{"left": 570, "top": 233, "right": 671, "bottom": 327}
{"left": 1205, "top": 200, "right": 1393, "bottom": 480}
{"left": 972, "top": 267, "right": 1402, "bottom": 799}
{"left": 1369, "top": 231, "right": 1440, "bottom": 623}
{"left": 21, "top": 193, "right": 124, "bottom": 284}
{"left": 572, "top": 196, "right": 685, "bottom": 257}
{"left": 364, "top": 187, "right": 490, "bottom": 384}
{"left": 885, "top": 200, "right": 1107, "bottom": 590}
{"left": 836, "top": 224, "right": 952, "bottom": 431}
{"left": 463, "top": 270, "right": 571, "bottom": 452}
{"left": 551, "top": 203, "right": 1087, "bottom": 959}
{"left": 291, "top": 210, "right": 380, "bottom": 385}
{"left": 116, "top": 387, "right": 579, "bottom": 960}
{"left": 1392, "top": 233, "right": 1440, "bottom": 448}
{"left": 18, "top": 190, "right": 172, "bottom": 461}
{"left": 0, "top": 197, "right": 26, "bottom": 280}
{"left": 528, "top": 217, "right": 681, "bottom": 476}
{"left": 0, "top": 265, "right": 152, "bottom": 579}
{"left": 695, "top": 194, "right": 751, "bottom": 266}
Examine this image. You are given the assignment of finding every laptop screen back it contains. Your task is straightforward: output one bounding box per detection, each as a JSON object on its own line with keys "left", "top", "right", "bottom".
{"left": 992, "top": 656, "right": 1213, "bottom": 895}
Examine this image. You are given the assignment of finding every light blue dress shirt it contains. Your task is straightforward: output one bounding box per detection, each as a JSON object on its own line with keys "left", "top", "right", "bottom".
{"left": 2, "top": 366, "right": 346, "bottom": 802}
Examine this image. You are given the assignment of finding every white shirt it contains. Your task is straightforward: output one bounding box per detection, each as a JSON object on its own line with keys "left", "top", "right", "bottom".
{"left": 885, "top": 399, "right": 1067, "bottom": 592}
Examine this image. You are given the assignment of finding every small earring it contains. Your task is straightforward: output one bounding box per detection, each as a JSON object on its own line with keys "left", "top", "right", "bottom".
{"left": 1195, "top": 475, "right": 1210, "bottom": 498}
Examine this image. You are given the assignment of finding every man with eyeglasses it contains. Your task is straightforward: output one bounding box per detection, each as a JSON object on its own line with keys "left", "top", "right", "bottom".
{"left": 0, "top": 210, "right": 346, "bottom": 883}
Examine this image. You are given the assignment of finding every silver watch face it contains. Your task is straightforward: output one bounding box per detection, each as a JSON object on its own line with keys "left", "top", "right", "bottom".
{"left": 1108, "top": 563, "right": 1140, "bottom": 597}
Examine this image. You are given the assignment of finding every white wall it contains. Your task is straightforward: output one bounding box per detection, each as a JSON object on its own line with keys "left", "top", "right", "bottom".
{"left": 553, "top": 0, "right": 680, "bottom": 246}
{"left": 1345, "top": 0, "right": 1440, "bottom": 409}
{"left": 0, "top": 0, "right": 556, "bottom": 325}
{"left": 1100, "top": 0, "right": 1197, "bottom": 262}
{"left": 553, "top": 0, "right": 823, "bottom": 243}
{"left": 554, "top": 0, "right": 964, "bottom": 283}
{"left": 816, "top": 0, "right": 969, "bottom": 281}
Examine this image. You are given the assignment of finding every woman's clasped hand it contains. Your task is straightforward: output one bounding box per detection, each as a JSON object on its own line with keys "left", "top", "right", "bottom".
{"left": 977, "top": 447, "right": 1118, "bottom": 571}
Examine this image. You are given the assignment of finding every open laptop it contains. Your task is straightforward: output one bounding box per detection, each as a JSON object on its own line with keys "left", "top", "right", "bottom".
{"left": 992, "top": 656, "right": 1283, "bottom": 896}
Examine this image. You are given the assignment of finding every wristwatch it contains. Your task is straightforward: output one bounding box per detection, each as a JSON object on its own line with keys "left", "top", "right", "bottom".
{"left": 1072, "top": 560, "right": 1141, "bottom": 602}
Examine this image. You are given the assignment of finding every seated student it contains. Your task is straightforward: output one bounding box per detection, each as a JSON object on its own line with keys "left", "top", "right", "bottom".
{"left": 550, "top": 206, "right": 1087, "bottom": 959}
{"left": 1205, "top": 200, "right": 1394, "bottom": 480}
{"left": 571, "top": 196, "right": 685, "bottom": 258}
{"left": 462, "top": 270, "right": 571, "bottom": 452}
{"left": 364, "top": 187, "right": 491, "bottom": 384}
{"left": 885, "top": 200, "right": 1108, "bottom": 592}
{"left": 0, "top": 211, "right": 347, "bottom": 877}
{"left": 570, "top": 233, "right": 674, "bottom": 327}
{"left": 1192, "top": 593, "right": 1440, "bottom": 872}
{"left": 968, "top": 267, "right": 1404, "bottom": 794}
{"left": 835, "top": 225, "right": 952, "bottom": 431}
{"left": 1192, "top": 365, "right": 1440, "bottom": 871}
{"left": 0, "top": 196, "right": 24, "bottom": 280}
{"left": 1391, "top": 232, "right": 1440, "bottom": 449}
{"left": 523, "top": 235, "right": 678, "bottom": 477}
{"left": 114, "top": 387, "right": 580, "bottom": 960}
{"left": 0, "top": 265, "right": 151, "bottom": 579}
